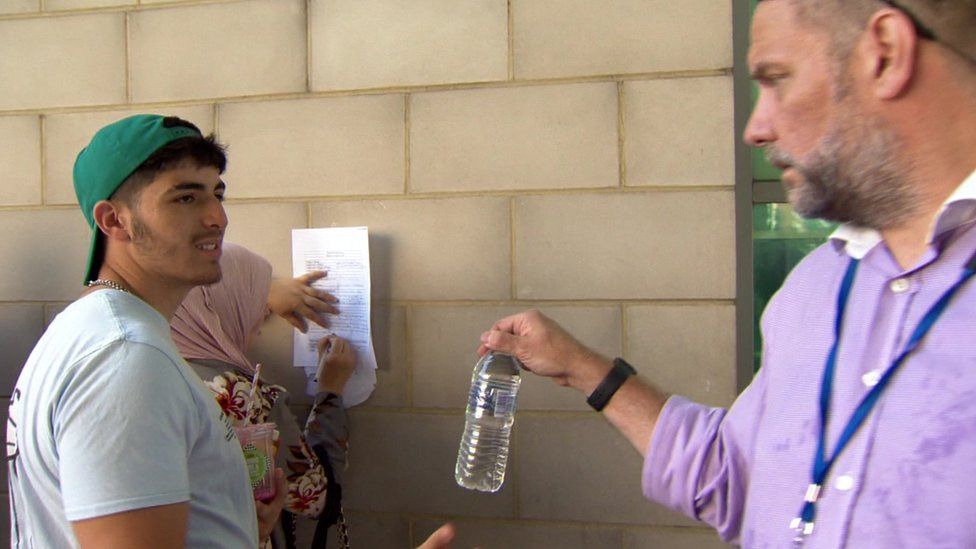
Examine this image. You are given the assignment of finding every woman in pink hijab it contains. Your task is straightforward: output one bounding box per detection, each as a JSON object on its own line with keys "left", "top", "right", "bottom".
{"left": 171, "top": 242, "right": 355, "bottom": 548}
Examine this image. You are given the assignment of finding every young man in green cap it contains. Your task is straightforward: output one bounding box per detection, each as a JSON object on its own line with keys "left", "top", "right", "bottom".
{"left": 5, "top": 114, "right": 282, "bottom": 547}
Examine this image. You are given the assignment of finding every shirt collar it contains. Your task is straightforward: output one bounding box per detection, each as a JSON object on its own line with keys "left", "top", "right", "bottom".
{"left": 829, "top": 169, "right": 976, "bottom": 259}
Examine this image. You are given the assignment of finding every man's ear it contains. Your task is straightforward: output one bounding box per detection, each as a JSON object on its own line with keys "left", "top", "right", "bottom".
{"left": 92, "top": 200, "right": 132, "bottom": 242}
{"left": 862, "top": 8, "right": 919, "bottom": 100}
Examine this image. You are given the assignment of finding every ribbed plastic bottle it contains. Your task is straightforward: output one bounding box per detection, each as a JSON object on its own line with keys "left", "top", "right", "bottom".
{"left": 455, "top": 351, "right": 522, "bottom": 492}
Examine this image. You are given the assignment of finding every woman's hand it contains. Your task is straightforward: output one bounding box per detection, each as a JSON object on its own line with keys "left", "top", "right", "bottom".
{"left": 316, "top": 335, "right": 357, "bottom": 395}
{"left": 255, "top": 469, "right": 287, "bottom": 542}
{"left": 268, "top": 271, "right": 339, "bottom": 333}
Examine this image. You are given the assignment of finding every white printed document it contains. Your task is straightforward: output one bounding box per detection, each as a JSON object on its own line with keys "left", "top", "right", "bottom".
{"left": 292, "top": 227, "right": 377, "bottom": 406}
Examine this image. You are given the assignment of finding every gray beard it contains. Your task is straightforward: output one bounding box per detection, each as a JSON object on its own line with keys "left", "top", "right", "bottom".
{"left": 764, "top": 111, "right": 917, "bottom": 231}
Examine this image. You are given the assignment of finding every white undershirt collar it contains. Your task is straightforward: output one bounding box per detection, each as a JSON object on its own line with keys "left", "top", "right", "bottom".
{"left": 829, "top": 169, "right": 976, "bottom": 259}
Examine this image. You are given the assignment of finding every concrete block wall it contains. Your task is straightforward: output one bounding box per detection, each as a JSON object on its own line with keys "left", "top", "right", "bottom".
{"left": 0, "top": 1, "right": 736, "bottom": 547}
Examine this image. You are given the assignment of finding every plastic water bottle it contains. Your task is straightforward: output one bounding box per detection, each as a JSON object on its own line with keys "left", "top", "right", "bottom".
{"left": 455, "top": 351, "right": 522, "bottom": 492}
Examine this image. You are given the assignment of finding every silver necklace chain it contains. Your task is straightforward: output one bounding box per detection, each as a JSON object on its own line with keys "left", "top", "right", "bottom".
{"left": 87, "top": 279, "right": 130, "bottom": 293}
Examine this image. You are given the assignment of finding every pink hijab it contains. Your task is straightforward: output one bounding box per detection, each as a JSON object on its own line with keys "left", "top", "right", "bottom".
{"left": 171, "top": 242, "right": 272, "bottom": 375}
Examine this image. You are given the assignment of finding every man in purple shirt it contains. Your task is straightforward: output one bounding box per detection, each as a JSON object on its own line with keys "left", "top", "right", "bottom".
{"left": 480, "top": 1, "right": 976, "bottom": 547}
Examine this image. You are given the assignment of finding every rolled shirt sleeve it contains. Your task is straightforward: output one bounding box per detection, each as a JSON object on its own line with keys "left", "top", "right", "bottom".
{"left": 643, "top": 364, "right": 768, "bottom": 543}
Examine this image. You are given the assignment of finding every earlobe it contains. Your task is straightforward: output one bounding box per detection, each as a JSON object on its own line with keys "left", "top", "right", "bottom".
{"left": 867, "top": 9, "right": 918, "bottom": 100}
{"left": 92, "top": 200, "right": 132, "bottom": 242}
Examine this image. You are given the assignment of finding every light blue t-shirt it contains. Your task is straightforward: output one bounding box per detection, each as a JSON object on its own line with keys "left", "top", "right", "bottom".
{"left": 6, "top": 290, "right": 258, "bottom": 548}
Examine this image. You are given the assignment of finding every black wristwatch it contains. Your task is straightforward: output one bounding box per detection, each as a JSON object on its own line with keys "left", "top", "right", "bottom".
{"left": 586, "top": 357, "right": 637, "bottom": 411}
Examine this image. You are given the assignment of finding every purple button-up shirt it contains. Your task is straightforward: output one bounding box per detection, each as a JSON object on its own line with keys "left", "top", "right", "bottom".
{"left": 644, "top": 172, "right": 976, "bottom": 547}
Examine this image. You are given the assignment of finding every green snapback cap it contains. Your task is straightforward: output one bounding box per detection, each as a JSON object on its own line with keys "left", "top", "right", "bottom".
{"left": 73, "top": 114, "right": 201, "bottom": 284}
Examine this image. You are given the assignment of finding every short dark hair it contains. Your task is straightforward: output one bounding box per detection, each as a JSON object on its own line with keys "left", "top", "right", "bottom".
{"left": 110, "top": 116, "right": 227, "bottom": 207}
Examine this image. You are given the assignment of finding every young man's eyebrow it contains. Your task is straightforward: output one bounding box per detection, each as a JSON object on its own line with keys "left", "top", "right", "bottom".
{"left": 168, "top": 181, "right": 226, "bottom": 192}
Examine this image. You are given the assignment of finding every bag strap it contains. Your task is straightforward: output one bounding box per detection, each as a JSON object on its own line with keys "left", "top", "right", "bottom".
{"left": 311, "top": 443, "right": 346, "bottom": 548}
{"left": 281, "top": 511, "right": 298, "bottom": 549}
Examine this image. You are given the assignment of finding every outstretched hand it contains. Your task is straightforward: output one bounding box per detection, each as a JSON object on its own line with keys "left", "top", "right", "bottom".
{"left": 268, "top": 271, "right": 339, "bottom": 333}
{"left": 416, "top": 523, "right": 456, "bottom": 549}
{"left": 479, "top": 309, "right": 611, "bottom": 392}
{"left": 482, "top": 310, "right": 664, "bottom": 456}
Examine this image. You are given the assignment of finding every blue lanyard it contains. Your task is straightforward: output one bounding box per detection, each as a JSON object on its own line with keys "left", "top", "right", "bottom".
{"left": 792, "top": 251, "right": 976, "bottom": 544}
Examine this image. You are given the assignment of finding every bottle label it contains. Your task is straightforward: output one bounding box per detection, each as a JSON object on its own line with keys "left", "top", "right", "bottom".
{"left": 493, "top": 391, "right": 516, "bottom": 417}
{"left": 469, "top": 385, "right": 517, "bottom": 417}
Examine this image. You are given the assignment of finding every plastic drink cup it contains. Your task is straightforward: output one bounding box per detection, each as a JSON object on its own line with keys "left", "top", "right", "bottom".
{"left": 235, "top": 422, "right": 276, "bottom": 501}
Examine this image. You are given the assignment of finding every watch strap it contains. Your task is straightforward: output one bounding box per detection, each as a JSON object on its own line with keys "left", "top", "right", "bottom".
{"left": 586, "top": 357, "right": 637, "bottom": 411}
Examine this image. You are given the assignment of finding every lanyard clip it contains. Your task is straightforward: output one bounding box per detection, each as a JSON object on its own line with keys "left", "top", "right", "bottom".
{"left": 790, "top": 483, "right": 821, "bottom": 545}
{"left": 790, "top": 517, "right": 815, "bottom": 546}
